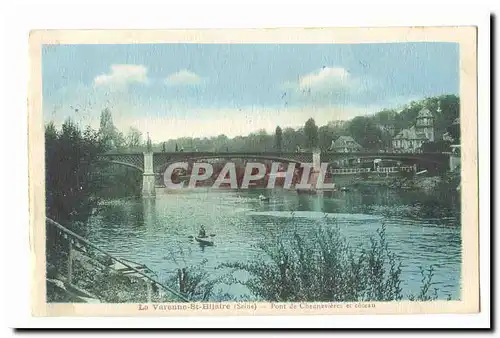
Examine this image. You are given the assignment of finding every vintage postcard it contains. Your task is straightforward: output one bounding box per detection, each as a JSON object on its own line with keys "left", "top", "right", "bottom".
{"left": 29, "top": 27, "right": 479, "bottom": 317}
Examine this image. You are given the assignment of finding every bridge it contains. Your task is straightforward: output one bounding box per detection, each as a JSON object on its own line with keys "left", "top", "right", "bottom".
{"left": 96, "top": 150, "right": 452, "bottom": 197}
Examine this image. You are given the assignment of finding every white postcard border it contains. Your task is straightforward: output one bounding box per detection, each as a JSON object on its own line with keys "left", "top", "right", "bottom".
{"left": 2, "top": 0, "right": 489, "bottom": 327}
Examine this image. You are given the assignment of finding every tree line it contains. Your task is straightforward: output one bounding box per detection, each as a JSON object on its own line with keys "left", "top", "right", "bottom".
{"left": 83, "top": 94, "right": 459, "bottom": 155}
{"left": 130, "top": 94, "right": 459, "bottom": 153}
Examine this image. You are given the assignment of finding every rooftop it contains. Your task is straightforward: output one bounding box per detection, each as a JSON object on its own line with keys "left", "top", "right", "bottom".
{"left": 332, "top": 136, "right": 363, "bottom": 149}
{"left": 417, "top": 108, "right": 433, "bottom": 119}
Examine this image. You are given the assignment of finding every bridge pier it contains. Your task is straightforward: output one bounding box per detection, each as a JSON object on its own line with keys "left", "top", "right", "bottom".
{"left": 312, "top": 148, "right": 321, "bottom": 173}
{"left": 142, "top": 152, "right": 156, "bottom": 198}
{"left": 306, "top": 149, "right": 323, "bottom": 193}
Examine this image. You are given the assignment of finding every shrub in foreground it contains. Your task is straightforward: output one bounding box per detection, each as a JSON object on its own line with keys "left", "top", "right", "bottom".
{"left": 220, "top": 222, "right": 438, "bottom": 302}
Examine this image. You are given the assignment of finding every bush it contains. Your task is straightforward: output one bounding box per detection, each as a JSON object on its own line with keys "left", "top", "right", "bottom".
{"left": 221, "top": 220, "right": 438, "bottom": 302}
{"left": 166, "top": 259, "right": 217, "bottom": 301}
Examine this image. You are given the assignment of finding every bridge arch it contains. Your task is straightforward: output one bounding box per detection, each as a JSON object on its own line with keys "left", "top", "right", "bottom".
{"left": 95, "top": 159, "right": 144, "bottom": 173}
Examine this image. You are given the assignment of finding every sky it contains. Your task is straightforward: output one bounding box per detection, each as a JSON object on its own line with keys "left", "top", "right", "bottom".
{"left": 42, "top": 43, "right": 459, "bottom": 142}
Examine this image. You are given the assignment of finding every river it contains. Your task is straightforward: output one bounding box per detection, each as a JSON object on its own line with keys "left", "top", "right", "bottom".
{"left": 85, "top": 187, "right": 461, "bottom": 300}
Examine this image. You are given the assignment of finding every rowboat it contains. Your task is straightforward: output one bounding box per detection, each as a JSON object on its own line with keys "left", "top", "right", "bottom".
{"left": 195, "top": 236, "right": 214, "bottom": 246}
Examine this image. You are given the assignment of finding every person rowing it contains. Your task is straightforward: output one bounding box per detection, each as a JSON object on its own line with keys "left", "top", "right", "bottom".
{"left": 198, "top": 225, "right": 207, "bottom": 238}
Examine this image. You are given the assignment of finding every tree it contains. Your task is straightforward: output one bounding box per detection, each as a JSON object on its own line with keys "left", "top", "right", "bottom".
{"left": 247, "top": 130, "right": 272, "bottom": 152}
{"left": 45, "top": 119, "right": 105, "bottom": 225}
{"left": 446, "top": 122, "right": 460, "bottom": 143}
{"left": 275, "top": 126, "right": 283, "bottom": 151}
{"left": 394, "top": 101, "right": 425, "bottom": 134}
{"left": 304, "top": 118, "right": 318, "bottom": 149}
{"left": 436, "top": 95, "right": 460, "bottom": 141}
{"left": 98, "top": 108, "right": 125, "bottom": 151}
{"left": 98, "top": 108, "right": 116, "bottom": 150}
{"left": 318, "top": 125, "right": 336, "bottom": 151}
{"left": 348, "top": 116, "right": 383, "bottom": 150}
{"left": 162, "top": 142, "right": 166, "bottom": 152}
{"left": 282, "top": 127, "right": 303, "bottom": 152}
{"left": 214, "top": 134, "right": 230, "bottom": 152}
{"left": 373, "top": 109, "right": 397, "bottom": 125}
{"left": 126, "top": 127, "right": 143, "bottom": 149}
{"left": 175, "top": 143, "right": 179, "bottom": 152}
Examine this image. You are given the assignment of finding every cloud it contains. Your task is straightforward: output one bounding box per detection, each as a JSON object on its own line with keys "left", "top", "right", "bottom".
{"left": 282, "top": 66, "right": 371, "bottom": 104}
{"left": 44, "top": 64, "right": 412, "bottom": 143}
{"left": 299, "top": 67, "right": 358, "bottom": 92}
{"left": 94, "top": 64, "right": 148, "bottom": 89}
{"left": 165, "top": 69, "right": 202, "bottom": 86}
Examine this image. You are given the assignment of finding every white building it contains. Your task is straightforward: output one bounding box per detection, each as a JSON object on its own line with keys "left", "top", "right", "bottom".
{"left": 392, "top": 108, "right": 434, "bottom": 152}
{"left": 330, "top": 136, "right": 363, "bottom": 153}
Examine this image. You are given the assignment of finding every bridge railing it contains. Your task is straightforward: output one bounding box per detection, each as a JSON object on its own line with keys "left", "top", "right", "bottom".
{"left": 374, "top": 166, "right": 415, "bottom": 173}
{"left": 46, "top": 217, "right": 189, "bottom": 303}
{"left": 330, "top": 168, "right": 372, "bottom": 174}
{"left": 329, "top": 166, "right": 416, "bottom": 175}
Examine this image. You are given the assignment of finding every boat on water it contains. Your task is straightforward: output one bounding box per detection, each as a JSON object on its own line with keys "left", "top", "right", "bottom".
{"left": 195, "top": 236, "right": 214, "bottom": 246}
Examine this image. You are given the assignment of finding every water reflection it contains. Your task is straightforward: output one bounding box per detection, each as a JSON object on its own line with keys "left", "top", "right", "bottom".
{"left": 87, "top": 187, "right": 461, "bottom": 299}
{"left": 142, "top": 198, "right": 156, "bottom": 229}
{"left": 297, "top": 194, "right": 324, "bottom": 212}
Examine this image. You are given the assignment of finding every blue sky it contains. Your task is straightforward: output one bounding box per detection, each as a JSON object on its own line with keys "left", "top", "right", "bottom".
{"left": 42, "top": 43, "right": 459, "bottom": 141}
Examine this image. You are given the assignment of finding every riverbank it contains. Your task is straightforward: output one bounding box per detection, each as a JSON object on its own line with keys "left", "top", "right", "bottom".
{"left": 47, "top": 256, "right": 181, "bottom": 303}
{"left": 45, "top": 232, "right": 182, "bottom": 304}
{"left": 340, "top": 172, "right": 460, "bottom": 195}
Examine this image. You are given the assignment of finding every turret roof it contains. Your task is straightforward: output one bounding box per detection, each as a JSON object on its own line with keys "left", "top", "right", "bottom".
{"left": 417, "top": 108, "right": 433, "bottom": 119}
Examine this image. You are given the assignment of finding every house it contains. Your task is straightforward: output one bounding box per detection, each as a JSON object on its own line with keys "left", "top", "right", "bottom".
{"left": 392, "top": 126, "right": 429, "bottom": 152}
{"left": 374, "top": 110, "right": 397, "bottom": 137}
{"left": 377, "top": 123, "right": 396, "bottom": 137}
{"left": 392, "top": 108, "right": 434, "bottom": 152}
{"left": 330, "top": 136, "right": 363, "bottom": 153}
